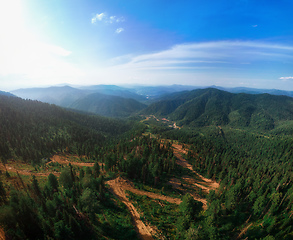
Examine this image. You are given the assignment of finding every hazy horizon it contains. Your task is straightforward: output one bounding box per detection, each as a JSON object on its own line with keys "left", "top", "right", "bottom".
{"left": 1, "top": 0, "right": 293, "bottom": 91}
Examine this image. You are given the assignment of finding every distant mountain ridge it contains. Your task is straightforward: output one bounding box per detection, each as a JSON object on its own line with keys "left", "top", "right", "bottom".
{"left": 9, "top": 85, "right": 293, "bottom": 119}
{"left": 143, "top": 88, "right": 293, "bottom": 131}
{"left": 214, "top": 86, "right": 293, "bottom": 97}
{"left": 69, "top": 92, "right": 147, "bottom": 118}
{"left": 0, "top": 90, "right": 15, "bottom": 97}
{"left": 11, "top": 86, "right": 90, "bottom": 107}
{"left": 11, "top": 85, "right": 147, "bottom": 118}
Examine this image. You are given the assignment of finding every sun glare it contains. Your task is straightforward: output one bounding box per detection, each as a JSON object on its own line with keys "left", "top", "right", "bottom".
{"left": 0, "top": 0, "right": 79, "bottom": 87}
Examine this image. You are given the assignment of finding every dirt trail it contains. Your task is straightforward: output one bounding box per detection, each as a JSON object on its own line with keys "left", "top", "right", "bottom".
{"left": 108, "top": 177, "right": 181, "bottom": 205}
{"left": 105, "top": 141, "right": 219, "bottom": 239}
{"left": 0, "top": 227, "right": 5, "bottom": 240}
{"left": 107, "top": 177, "right": 156, "bottom": 240}
{"left": 0, "top": 163, "right": 59, "bottom": 177}
{"left": 50, "top": 155, "right": 95, "bottom": 167}
{"left": 168, "top": 177, "right": 207, "bottom": 209}
{"left": 172, "top": 144, "right": 219, "bottom": 192}
{"left": 0, "top": 155, "right": 97, "bottom": 178}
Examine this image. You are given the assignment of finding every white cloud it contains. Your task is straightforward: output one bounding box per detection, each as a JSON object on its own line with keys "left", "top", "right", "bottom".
{"left": 109, "top": 16, "right": 125, "bottom": 23}
{"left": 279, "top": 76, "right": 293, "bottom": 81}
{"left": 91, "top": 12, "right": 125, "bottom": 33}
{"left": 91, "top": 12, "right": 125, "bottom": 24}
{"left": 115, "top": 28, "right": 124, "bottom": 34}
{"left": 91, "top": 12, "right": 106, "bottom": 24}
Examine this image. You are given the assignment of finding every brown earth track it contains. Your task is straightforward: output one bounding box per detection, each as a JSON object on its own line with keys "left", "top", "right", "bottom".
{"left": 105, "top": 140, "right": 220, "bottom": 238}
{"left": 107, "top": 177, "right": 156, "bottom": 240}
{"left": 0, "top": 226, "right": 5, "bottom": 240}
{"left": 49, "top": 155, "right": 95, "bottom": 167}
{"left": 0, "top": 155, "right": 98, "bottom": 178}
{"left": 0, "top": 163, "right": 60, "bottom": 177}
{"left": 172, "top": 144, "right": 219, "bottom": 192}
{"left": 168, "top": 177, "right": 207, "bottom": 209}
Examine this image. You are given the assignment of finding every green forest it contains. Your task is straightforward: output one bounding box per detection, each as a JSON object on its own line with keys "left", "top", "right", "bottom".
{"left": 1, "top": 88, "right": 293, "bottom": 239}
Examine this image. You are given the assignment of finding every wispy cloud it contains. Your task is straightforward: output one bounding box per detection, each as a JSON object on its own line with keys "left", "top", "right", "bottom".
{"left": 280, "top": 76, "right": 293, "bottom": 81}
{"left": 115, "top": 28, "right": 124, "bottom": 34}
{"left": 111, "top": 40, "right": 293, "bottom": 72}
{"left": 109, "top": 16, "right": 125, "bottom": 24}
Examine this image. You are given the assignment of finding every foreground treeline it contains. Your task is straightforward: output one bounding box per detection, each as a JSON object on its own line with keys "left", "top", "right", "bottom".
{"left": 0, "top": 95, "right": 130, "bottom": 164}
{"left": 0, "top": 165, "right": 137, "bottom": 240}
{"left": 160, "top": 126, "right": 293, "bottom": 239}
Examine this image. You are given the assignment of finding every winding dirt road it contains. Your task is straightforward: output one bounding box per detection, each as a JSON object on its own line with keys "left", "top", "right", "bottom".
{"left": 107, "top": 177, "right": 156, "bottom": 240}
{"left": 172, "top": 143, "right": 219, "bottom": 192}
{"left": 105, "top": 142, "right": 219, "bottom": 239}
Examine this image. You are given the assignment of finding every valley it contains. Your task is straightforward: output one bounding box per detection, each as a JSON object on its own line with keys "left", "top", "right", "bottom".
{"left": 1, "top": 87, "right": 293, "bottom": 239}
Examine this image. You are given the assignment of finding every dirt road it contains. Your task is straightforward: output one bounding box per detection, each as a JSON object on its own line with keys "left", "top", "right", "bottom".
{"left": 50, "top": 155, "right": 95, "bottom": 167}
{"left": 0, "top": 155, "right": 97, "bottom": 178}
{"left": 105, "top": 141, "right": 219, "bottom": 239}
{"left": 107, "top": 177, "right": 156, "bottom": 240}
{"left": 172, "top": 144, "right": 219, "bottom": 192}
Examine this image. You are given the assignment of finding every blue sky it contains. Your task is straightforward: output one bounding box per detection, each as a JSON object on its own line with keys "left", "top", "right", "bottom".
{"left": 0, "top": 0, "right": 293, "bottom": 90}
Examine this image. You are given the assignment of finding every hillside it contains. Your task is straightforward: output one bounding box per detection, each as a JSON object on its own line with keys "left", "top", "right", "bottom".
{"left": 0, "top": 95, "right": 129, "bottom": 163}
{"left": 69, "top": 92, "right": 147, "bottom": 118}
{"left": 79, "top": 85, "right": 147, "bottom": 102}
{"left": 11, "top": 86, "right": 91, "bottom": 108}
{"left": 0, "top": 90, "right": 15, "bottom": 97}
{"left": 143, "top": 88, "right": 293, "bottom": 131}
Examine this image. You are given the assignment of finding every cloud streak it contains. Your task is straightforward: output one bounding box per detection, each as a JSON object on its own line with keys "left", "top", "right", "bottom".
{"left": 111, "top": 40, "right": 293, "bottom": 71}
{"left": 280, "top": 76, "right": 293, "bottom": 81}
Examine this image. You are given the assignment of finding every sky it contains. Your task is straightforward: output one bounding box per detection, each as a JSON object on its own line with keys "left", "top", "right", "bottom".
{"left": 0, "top": 0, "right": 293, "bottom": 91}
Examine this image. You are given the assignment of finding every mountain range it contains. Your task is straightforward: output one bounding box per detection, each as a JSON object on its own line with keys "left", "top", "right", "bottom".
{"left": 9, "top": 85, "right": 293, "bottom": 120}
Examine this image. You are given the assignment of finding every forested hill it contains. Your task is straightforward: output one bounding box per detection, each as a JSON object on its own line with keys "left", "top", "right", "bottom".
{"left": 0, "top": 90, "right": 15, "bottom": 97}
{"left": 0, "top": 95, "right": 130, "bottom": 163}
{"left": 11, "top": 86, "right": 90, "bottom": 108}
{"left": 69, "top": 92, "right": 147, "bottom": 118}
{"left": 143, "top": 88, "right": 293, "bottom": 130}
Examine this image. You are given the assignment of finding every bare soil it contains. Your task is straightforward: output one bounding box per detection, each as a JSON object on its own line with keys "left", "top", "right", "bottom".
{"left": 49, "top": 155, "right": 95, "bottom": 167}
{"left": 0, "top": 227, "right": 5, "bottom": 240}
{"left": 168, "top": 177, "right": 207, "bottom": 209}
{"left": 0, "top": 155, "right": 97, "bottom": 178}
{"left": 107, "top": 177, "right": 156, "bottom": 240}
{"left": 172, "top": 143, "right": 219, "bottom": 191}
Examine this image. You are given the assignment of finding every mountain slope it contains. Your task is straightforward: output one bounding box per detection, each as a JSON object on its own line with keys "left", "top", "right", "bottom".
{"left": 11, "top": 86, "right": 90, "bottom": 107}
{"left": 143, "top": 88, "right": 293, "bottom": 130}
{"left": 0, "top": 90, "right": 15, "bottom": 97}
{"left": 80, "top": 85, "right": 147, "bottom": 102}
{"left": 70, "top": 92, "right": 147, "bottom": 118}
{"left": 0, "top": 95, "right": 129, "bottom": 163}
